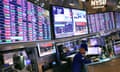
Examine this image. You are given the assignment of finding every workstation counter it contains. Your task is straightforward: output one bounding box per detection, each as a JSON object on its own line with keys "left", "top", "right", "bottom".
{"left": 86, "top": 56, "right": 120, "bottom": 72}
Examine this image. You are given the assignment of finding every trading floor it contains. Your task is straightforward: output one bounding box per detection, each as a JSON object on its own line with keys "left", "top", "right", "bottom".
{"left": 87, "top": 57, "right": 120, "bottom": 72}
{"left": 1, "top": 0, "right": 120, "bottom": 72}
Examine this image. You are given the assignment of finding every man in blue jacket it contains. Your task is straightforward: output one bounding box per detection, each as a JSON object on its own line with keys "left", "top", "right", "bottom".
{"left": 72, "top": 44, "right": 91, "bottom": 72}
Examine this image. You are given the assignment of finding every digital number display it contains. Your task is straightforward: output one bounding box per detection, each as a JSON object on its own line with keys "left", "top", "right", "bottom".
{"left": 0, "top": 0, "right": 51, "bottom": 44}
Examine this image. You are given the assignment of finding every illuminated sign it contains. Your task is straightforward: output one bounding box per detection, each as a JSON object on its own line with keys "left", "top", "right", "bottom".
{"left": 91, "top": 0, "right": 107, "bottom": 8}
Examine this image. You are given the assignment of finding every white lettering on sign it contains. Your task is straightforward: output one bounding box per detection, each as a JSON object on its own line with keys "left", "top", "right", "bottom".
{"left": 91, "top": 0, "right": 107, "bottom": 6}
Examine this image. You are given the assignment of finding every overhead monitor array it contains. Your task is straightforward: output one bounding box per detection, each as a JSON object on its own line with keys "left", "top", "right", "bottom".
{"left": 51, "top": 5, "right": 88, "bottom": 39}
{"left": 0, "top": 1, "right": 119, "bottom": 44}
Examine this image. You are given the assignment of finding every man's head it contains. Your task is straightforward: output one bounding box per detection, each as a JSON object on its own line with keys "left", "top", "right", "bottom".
{"left": 80, "top": 43, "right": 88, "bottom": 51}
{"left": 79, "top": 48, "right": 86, "bottom": 54}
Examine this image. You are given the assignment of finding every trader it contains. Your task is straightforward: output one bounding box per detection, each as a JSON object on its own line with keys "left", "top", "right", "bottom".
{"left": 72, "top": 44, "right": 91, "bottom": 72}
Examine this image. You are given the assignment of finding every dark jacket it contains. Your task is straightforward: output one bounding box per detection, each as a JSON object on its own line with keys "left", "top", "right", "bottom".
{"left": 72, "top": 52, "right": 91, "bottom": 72}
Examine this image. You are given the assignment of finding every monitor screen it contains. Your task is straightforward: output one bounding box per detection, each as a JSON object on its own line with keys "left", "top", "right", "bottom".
{"left": 89, "top": 38, "right": 105, "bottom": 46}
{"left": 51, "top": 5, "right": 88, "bottom": 38}
{"left": 89, "top": 38, "right": 99, "bottom": 46}
{"left": 87, "top": 12, "right": 115, "bottom": 33}
{"left": 52, "top": 6, "right": 74, "bottom": 38}
{"left": 114, "top": 44, "right": 120, "bottom": 56}
{"left": 72, "top": 9, "right": 88, "bottom": 35}
{"left": 3, "top": 52, "right": 14, "bottom": 65}
{"left": 56, "top": 41, "right": 77, "bottom": 58}
{"left": 3, "top": 50, "right": 28, "bottom": 65}
{"left": 0, "top": 0, "right": 51, "bottom": 44}
{"left": 63, "top": 41, "right": 75, "bottom": 53}
{"left": 37, "top": 42, "right": 56, "bottom": 57}
{"left": 86, "top": 47, "right": 101, "bottom": 55}
{"left": 115, "top": 12, "right": 120, "bottom": 29}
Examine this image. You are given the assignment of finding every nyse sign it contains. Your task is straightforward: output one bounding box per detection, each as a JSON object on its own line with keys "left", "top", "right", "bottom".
{"left": 91, "top": 0, "right": 107, "bottom": 8}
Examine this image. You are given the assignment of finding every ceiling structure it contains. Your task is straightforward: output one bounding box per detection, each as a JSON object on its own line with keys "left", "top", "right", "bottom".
{"left": 28, "top": 0, "right": 85, "bottom": 9}
{"left": 28, "top": 0, "right": 120, "bottom": 14}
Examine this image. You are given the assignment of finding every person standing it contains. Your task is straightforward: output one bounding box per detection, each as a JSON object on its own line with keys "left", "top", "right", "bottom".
{"left": 72, "top": 45, "right": 91, "bottom": 72}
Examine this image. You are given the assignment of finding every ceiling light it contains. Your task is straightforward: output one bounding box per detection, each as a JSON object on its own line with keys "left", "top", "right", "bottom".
{"left": 69, "top": 3, "right": 75, "bottom": 6}
{"left": 117, "top": 5, "right": 120, "bottom": 8}
{"left": 92, "top": 6, "right": 105, "bottom": 9}
{"left": 80, "top": 0, "right": 86, "bottom": 2}
{"left": 40, "top": 3, "right": 45, "bottom": 7}
{"left": 69, "top": 0, "right": 75, "bottom": 6}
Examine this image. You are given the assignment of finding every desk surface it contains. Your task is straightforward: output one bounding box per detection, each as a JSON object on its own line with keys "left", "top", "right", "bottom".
{"left": 86, "top": 58, "right": 111, "bottom": 65}
{"left": 66, "top": 54, "right": 76, "bottom": 58}
{"left": 86, "top": 57, "right": 120, "bottom": 72}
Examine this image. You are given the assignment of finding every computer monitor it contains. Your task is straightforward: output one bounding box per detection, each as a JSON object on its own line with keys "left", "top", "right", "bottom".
{"left": 37, "top": 42, "right": 56, "bottom": 57}
{"left": 86, "top": 47, "right": 101, "bottom": 55}
{"left": 113, "top": 44, "right": 120, "bottom": 56}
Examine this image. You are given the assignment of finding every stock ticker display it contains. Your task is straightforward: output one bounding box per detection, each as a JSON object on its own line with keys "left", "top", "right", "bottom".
{"left": 87, "top": 12, "right": 115, "bottom": 33}
{"left": 0, "top": 0, "right": 51, "bottom": 44}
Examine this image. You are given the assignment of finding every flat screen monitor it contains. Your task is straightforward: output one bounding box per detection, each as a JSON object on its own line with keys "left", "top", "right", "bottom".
{"left": 59, "top": 41, "right": 77, "bottom": 57}
{"left": 89, "top": 38, "right": 99, "bottom": 46}
{"left": 52, "top": 6, "right": 74, "bottom": 38}
{"left": 87, "top": 12, "right": 115, "bottom": 33}
{"left": 3, "top": 50, "right": 28, "bottom": 65}
{"left": 51, "top": 5, "right": 88, "bottom": 39}
{"left": 0, "top": 0, "right": 51, "bottom": 44}
{"left": 89, "top": 38, "right": 105, "bottom": 46}
{"left": 86, "top": 47, "right": 101, "bottom": 55}
{"left": 115, "top": 12, "right": 120, "bottom": 29}
{"left": 56, "top": 41, "right": 76, "bottom": 58}
{"left": 63, "top": 41, "right": 75, "bottom": 53}
{"left": 3, "top": 52, "right": 14, "bottom": 65}
{"left": 72, "top": 9, "right": 88, "bottom": 35}
{"left": 113, "top": 44, "right": 120, "bottom": 56}
{"left": 37, "top": 42, "right": 56, "bottom": 57}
